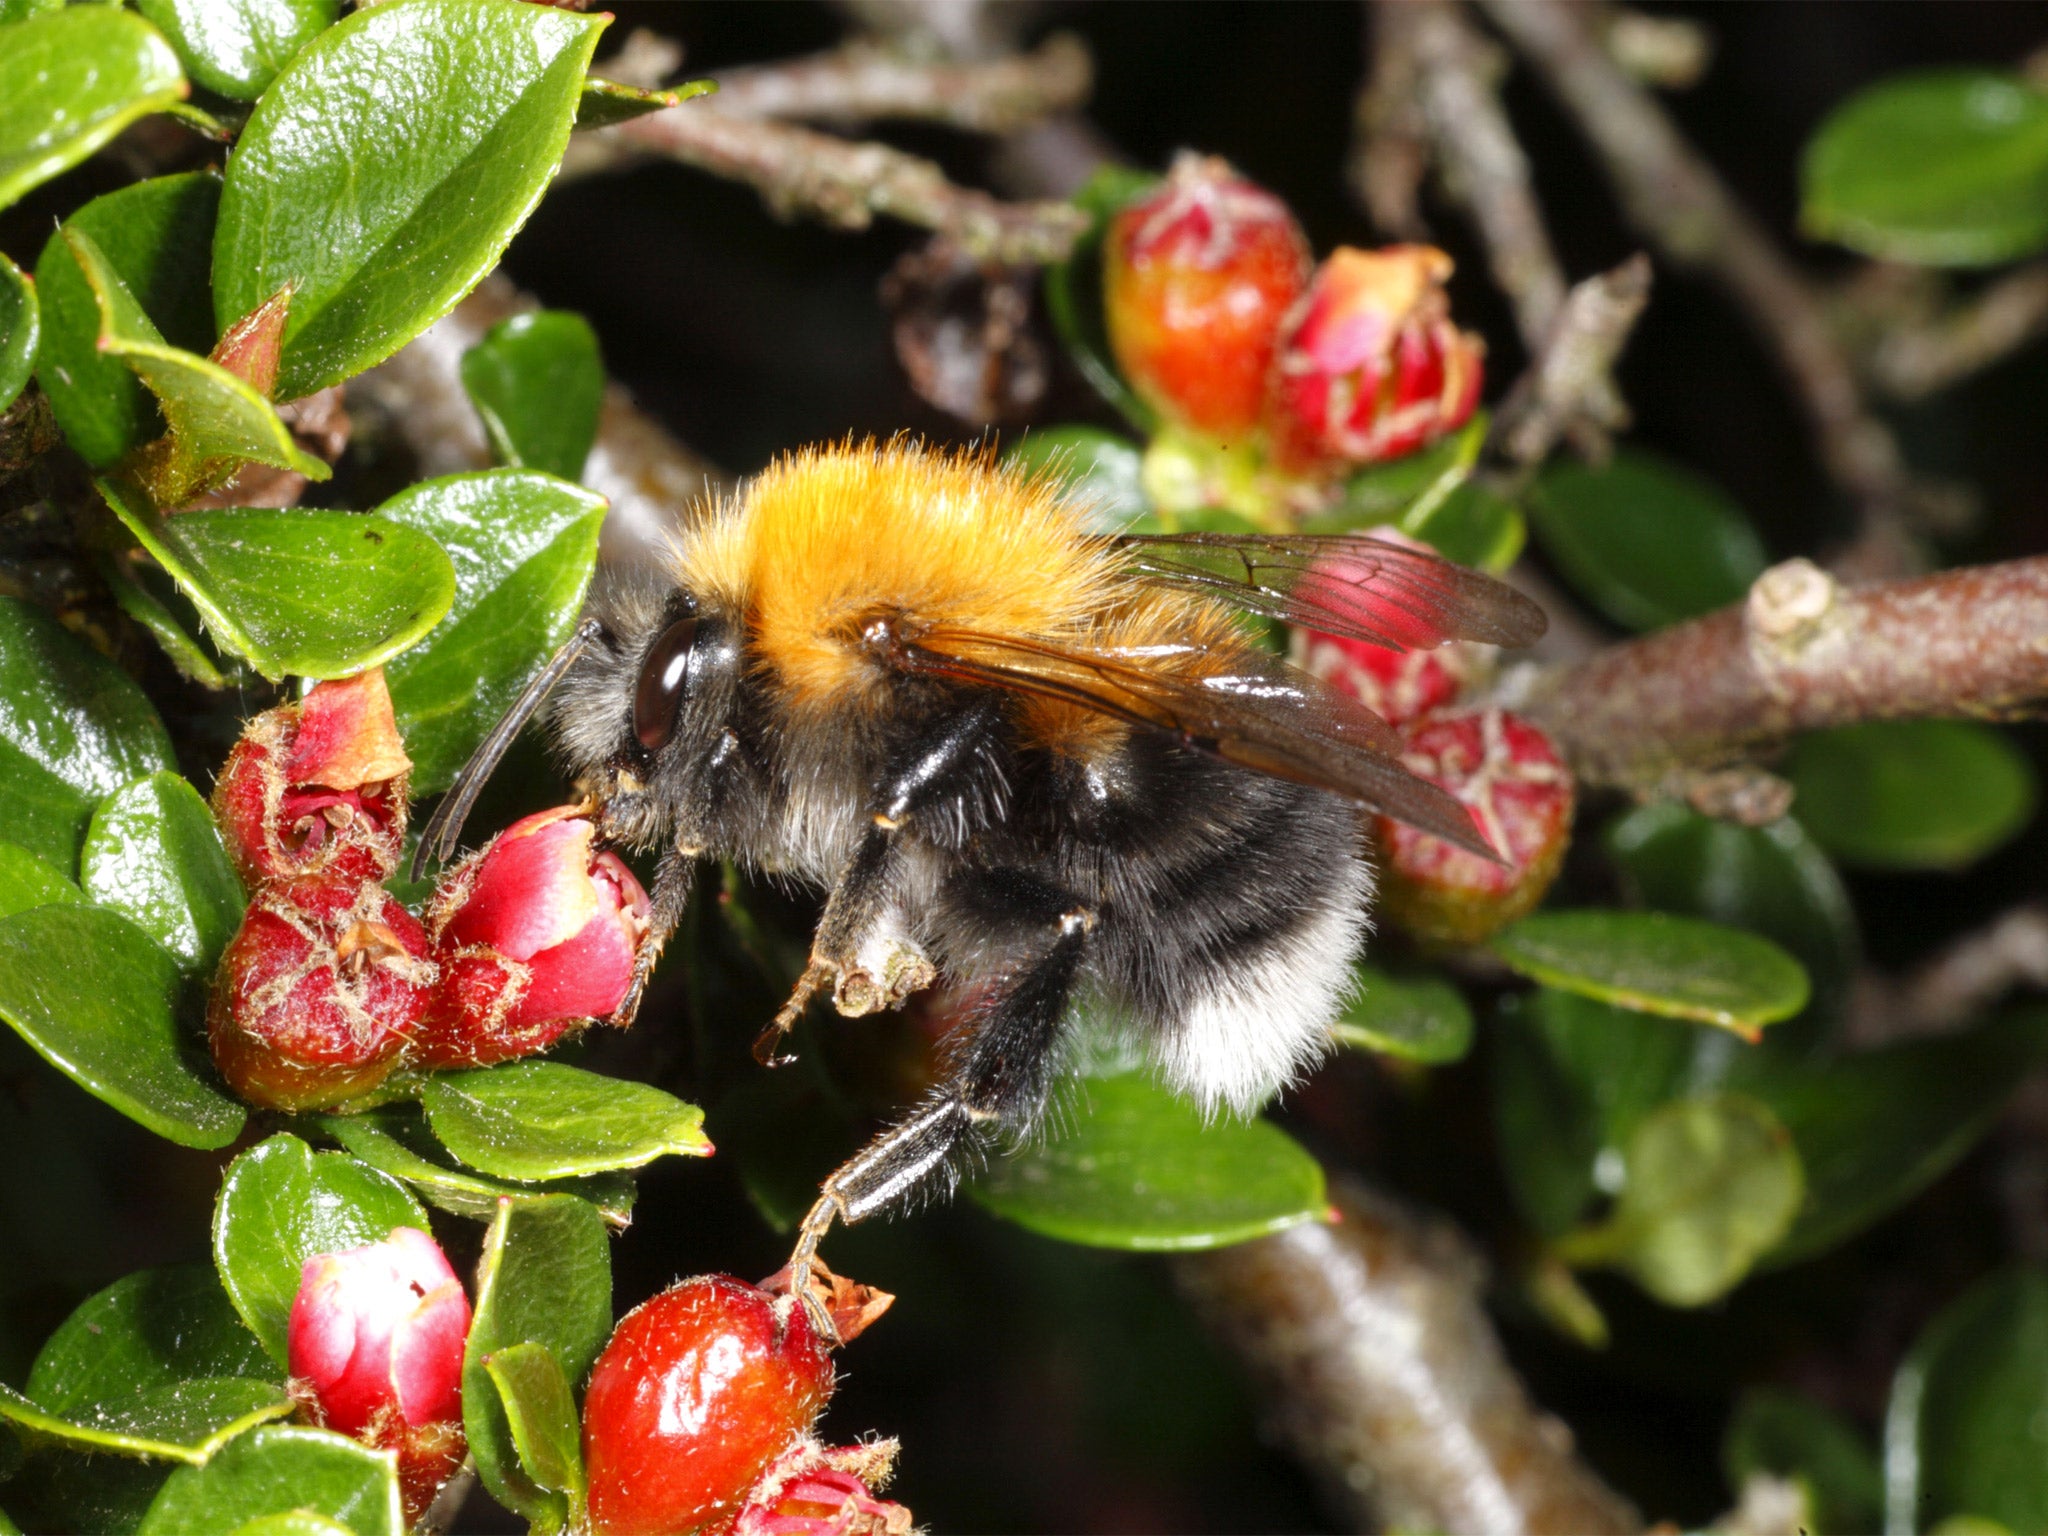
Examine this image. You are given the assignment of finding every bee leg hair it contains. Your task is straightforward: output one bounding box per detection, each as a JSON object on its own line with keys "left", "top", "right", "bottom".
{"left": 604, "top": 839, "right": 698, "bottom": 1030}
{"left": 789, "top": 877, "right": 1092, "bottom": 1338}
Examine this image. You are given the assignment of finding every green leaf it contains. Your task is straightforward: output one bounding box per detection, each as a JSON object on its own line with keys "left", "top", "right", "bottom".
{"left": 1493, "top": 908, "right": 1810, "bottom": 1038}
{"left": 101, "top": 554, "right": 237, "bottom": 691}
{"left": 0, "top": 8, "right": 187, "bottom": 214}
{"left": 1751, "top": 1009, "right": 2048, "bottom": 1266}
{"left": 484, "top": 1342, "right": 584, "bottom": 1505}
{"left": 1606, "top": 801, "right": 1859, "bottom": 1026}
{"left": 1724, "top": 1386, "right": 1884, "bottom": 1536}
{"left": 0, "top": 1450, "right": 171, "bottom": 1536}
{"left": 0, "top": 904, "right": 244, "bottom": 1148}
{"left": 136, "top": 1425, "right": 401, "bottom": 1536}
{"left": 459, "top": 312, "right": 604, "bottom": 482}
{"left": 62, "top": 229, "right": 330, "bottom": 494}
{"left": 1803, "top": 71, "right": 2048, "bottom": 267}
{"left": 312, "top": 1101, "right": 636, "bottom": 1229}
{"left": 376, "top": 469, "right": 604, "bottom": 793}
{"left": 1330, "top": 963, "right": 1474, "bottom": 1064}
{"left": 0, "top": 842, "right": 84, "bottom": 921}
{"left": 421, "top": 1061, "right": 712, "bottom": 1181}
{"left": 213, "top": 0, "right": 608, "bottom": 399}
{"left": 34, "top": 172, "right": 221, "bottom": 468}
{"left": 1527, "top": 450, "right": 1767, "bottom": 631}
{"left": 575, "top": 74, "right": 714, "bottom": 130}
{"left": 1404, "top": 480, "right": 1525, "bottom": 573}
{"left": 1003, "top": 426, "right": 1150, "bottom": 530}
{"left": 972, "top": 1072, "right": 1327, "bottom": 1250}
{"left": 1887, "top": 1267, "right": 2048, "bottom": 1535}
{"left": 229, "top": 1515, "right": 354, "bottom": 1536}
{"left": 80, "top": 772, "right": 244, "bottom": 975}
{"left": 1786, "top": 720, "right": 2036, "bottom": 871}
{"left": 1491, "top": 994, "right": 1607, "bottom": 1237}
{"left": 464, "top": 1195, "right": 611, "bottom": 1524}
{"left": 0, "top": 252, "right": 35, "bottom": 412}
{"left": 0, "top": 0, "right": 64, "bottom": 24}
{"left": 0, "top": 595, "right": 175, "bottom": 874}
{"left": 133, "top": 0, "right": 338, "bottom": 103}
{"left": 0, "top": 1377, "right": 288, "bottom": 1465}
{"left": 1554, "top": 1093, "right": 1803, "bottom": 1307}
{"left": 101, "top": 478, "right": 457, "bottom": 684}
{"left": 1043, "top": 165, "right": 1162, "bottom": 431}
{"left": 211, "top": 1134, "right": 429, "bottom": 1366}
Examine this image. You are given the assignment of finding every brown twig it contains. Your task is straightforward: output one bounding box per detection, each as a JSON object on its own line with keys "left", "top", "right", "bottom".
{"left": 1173, "top": 1179, "right": 1640, "bottom": 1535}
{"left": 1476, "top": 0, "right": 1922, "bottom": 575}
{"left": 1521, "top": 554, "right": 2048, "bottom": 791}
{"left": 708, "top": 34, "right": 1091, "bottom": 134}
{"left": 1849, "top": 902, "right": 2048, "bottom": 1048}
{"left": 1863, "top": 263, "right": 2048, "bottom": 401}
{"left": 1492, "top": 254, "right": 1652, "bottom": 469}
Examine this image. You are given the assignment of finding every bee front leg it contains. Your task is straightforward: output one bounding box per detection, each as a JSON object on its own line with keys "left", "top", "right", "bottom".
{"left": 605, "top": 840, "right": 697, "bottom": 1030}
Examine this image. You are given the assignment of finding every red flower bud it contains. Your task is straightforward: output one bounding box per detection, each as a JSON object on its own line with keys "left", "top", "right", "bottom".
{"left": 582, "top": 1275, "right": 834, "bottom": 1536}
{"left": 288, "top": 1226, "right": 470, "bottom": 1525}
{"left": 731, "top": 1439, "right": 914, "bottom": 1536}
{"left": 212, "top": 670, "right": 411, "bottom": 890}
{"left": 1104, "top": 153, "right": 1312, "bottom": 441}
{"left": 1301, "top": 630, "right": 1471, "bottom": 728}
{"left": 414, "top": 808, "right": 651, "bottom": 1068}
{"left": 1376, "top": 709, "right": 1574, "bottom": 946}
{"left": 1266, "top": 245, "right": 1485, "bottom": 473}
{"left": 208, "top": 884, "right": 435, "bottom": 1110}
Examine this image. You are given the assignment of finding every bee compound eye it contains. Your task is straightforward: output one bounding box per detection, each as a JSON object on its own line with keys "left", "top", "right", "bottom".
{"left": 632, "top": 616, "right": 699, "bottom": 751}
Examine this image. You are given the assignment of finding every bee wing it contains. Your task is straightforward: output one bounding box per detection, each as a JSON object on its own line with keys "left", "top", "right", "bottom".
{"left": 1115, "top": 530, "right": 1548, "bottom": 651}
{"left": 890, "top": 623, "right": 1499, "bottom": 860}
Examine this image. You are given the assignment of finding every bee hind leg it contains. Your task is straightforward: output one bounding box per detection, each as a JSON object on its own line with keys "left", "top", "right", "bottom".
{"left": 789, "top": 881, "right": 1092, "bottom": 1340}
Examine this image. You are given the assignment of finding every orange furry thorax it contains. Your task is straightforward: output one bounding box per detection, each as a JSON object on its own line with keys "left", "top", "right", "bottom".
{"left": 674, "top": 442, "right": 1232, "bottom": 755}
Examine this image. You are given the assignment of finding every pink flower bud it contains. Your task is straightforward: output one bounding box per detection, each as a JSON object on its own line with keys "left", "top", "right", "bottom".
{"left": 212, "top": 670, "right": 412, "bottom": 891}
{"left": 1299, "top": 630, "right": 1471, "bottom": 728}
{"left": 1103, "top": 153, "right": 1312, "bottom": 441}
{"left": 414, "top": 808, "right": 652, "bottom": 1068}
{"left": 288, "top": 1226, "right": 471, "bottom": 1524}
{"left": 208, "top": 883, "right": 435, "bottom": 1111}
{"left": 1376, "top": 709, "right": 1575, "bottom": 946}
{"left": 1265, "top": 245, "right": 1485, "bottom": 473}
{"left": 731, "top": 1438, "right": 915, "bottom": 1536}
{"left": 1291, "top": 532, "right": 1487, "bottom": 726}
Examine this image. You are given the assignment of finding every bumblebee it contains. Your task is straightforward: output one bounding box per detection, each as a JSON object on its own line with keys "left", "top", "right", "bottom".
{"left": 420, "top": 441, "right": 1543, "bottom": 1306}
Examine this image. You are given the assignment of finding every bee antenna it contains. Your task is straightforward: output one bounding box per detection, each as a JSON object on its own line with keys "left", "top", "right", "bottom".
{"left": 411, "top": 616, "right": 606, "bottom": 880}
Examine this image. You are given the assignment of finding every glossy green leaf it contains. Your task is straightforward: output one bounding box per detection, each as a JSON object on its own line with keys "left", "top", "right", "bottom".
{"left": 312, "top": 1102, "right": 636, "bottom": 1229}
{"left": 0, "top": 595, "right": 174, "bottom": 874}
{"left": 1493, "top": 908, "right": 1810, "bottom": 1037}
{"left": 137, "top": 1425, "right": 401, "bottom": 1536}
{"left": 228, "top": 1515, "right": 353, "bottom": 1536}
{"left": 0, "top": 842, "right": 84, "bottom": 921}
{"left": 1787, "top": 720, "right": 2035, "bottom": 871}
{"left": 1887, "top": 1267, "right": 2048, "bottom": 1535}
{"left": 101, "top": 554, "right": 237, "bottom": 691}
{"left": 1491, "top": 994, "right": 1608, "bottom": 1237}
{"left": 1043, "top": 164, "right": 1162, "bottom": 431}
{"left": 1330, "top": 962, "right": 1474, "bottom": 1064}
{"left": 1527, "top": 450, "right": 1767, "bottom": 631}
{"left": 0, "top": 904, "right": 244, "bottom": 1148}
{"left": 0, "top": 8, "right": 187, "bottom": 213}
{"left": 0, "top": 253, "right": 35, "bottom": 412}
{"left": 1725, "top": 1386, "right": 1884, "bottom": 1536}
{"left": 1555, "top": 1093, "right": 1803, "bottom": 1306}
{"left": 1003, "top": 426, "right": 1150, "bottom": 530}
{"left": 1607, "top": 801, "right": 1859, "bottom": 1025}
{"left": 1803, "top": 71, "right": 2048, "bottom": 267}
{"left": 484, "top": 1342, "right": 584, "bottom": 1504}
{"left": 0, "top": 0, "right": 64, "bottom": 23}
{"left": 211, "top": 1134, "right": 429, "bottom": 1366}
{"left": 63, "top": 229, "right": 329, "bottom": 493}
{"left": 0, "top": 1450, "right": 171, "bottom": 1536}
{"left": 1311, "top": 414, "right": 1486, "bottom": 534}
{"left": 1751, "top": 1009, "right": 2048, "bottom": 1266}
{"left": 1404, "top": 480, "right": 1525, "bottom": 573}
{"left": 80, "top": 772, "right": 244, "bottom": 975}
{"left": 213, "top": 0, "right": 608, "bottom": 399}
{"left": 376, "top": 470, "right": 604, "bottom": 793}
{"left": 101, "top": 478, "right": 456, "bottom": 684}
{"left": 0, "top": 1378, "right": 288, "bottom": 1465}
{"left": 134, "top": 0, "right": 338, "bottom": 103}
{"left": 458, "top": 312, "right": 603, "bottom": 482}
{"left": 464, "top": 1196, "right": 612, "bottom": 1524}
{"left": 34, "top": 172, "right": 221, "bottom": 467}
{"left": 972, "top": 1072, "right": 1326, "bottom": 1250}
{"left": 421, "top": 1061, "right": 712, "bottom": 1182}
{"left": 575, "top": 74, "right": 714, "bottom": 129}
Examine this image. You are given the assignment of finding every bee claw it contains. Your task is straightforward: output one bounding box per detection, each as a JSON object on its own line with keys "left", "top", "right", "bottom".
{"left": 754, "top": 961, "right": 829, "bottom": 1066}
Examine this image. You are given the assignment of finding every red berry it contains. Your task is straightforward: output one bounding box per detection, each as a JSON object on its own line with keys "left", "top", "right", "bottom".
{"left": 1265, "top": 245, "right": 1485, "bottom": 474}
{"left": 212, "top": 670, "right": 411, "bottom": 890}
{"left": 1103, "top": 153, "right": 1311, "bottom": 441}
{"left": 1376, "top": 709, "right": 1574, "bottom": 945}
{"left": 288, "top": 1226, "right": 471, "bottom": 1526}
{"left": 582, "top": 1275, "right": 834, "bottom": 1536}
{"left": 208, "top": 884, "right": 435, "bottom": 1111}
{"left": 414, "top": 808, "right": 651, "bottom": 1068}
